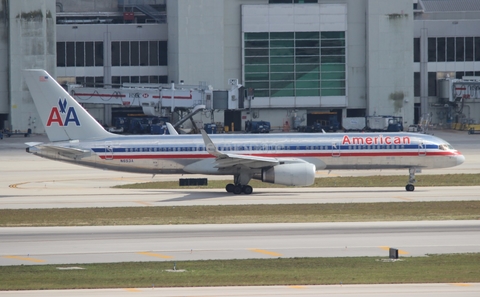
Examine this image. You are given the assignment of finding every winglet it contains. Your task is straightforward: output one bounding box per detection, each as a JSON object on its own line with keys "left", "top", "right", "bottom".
{"left": 200, "top": 129, "right": 223, "bottom": 157}
{"left": 165, "top": 122, "right": 178, "bottom": 135}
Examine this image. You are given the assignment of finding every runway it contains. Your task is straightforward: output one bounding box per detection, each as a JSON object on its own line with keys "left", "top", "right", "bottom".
{"left": 1, "top": 283, "right": 480, "bottom": 297}
{"left": 2, "top": 186, "right": 480, "bottom": 209}
{"left": 2, "top": 221, "right": 480, "bottom": 266}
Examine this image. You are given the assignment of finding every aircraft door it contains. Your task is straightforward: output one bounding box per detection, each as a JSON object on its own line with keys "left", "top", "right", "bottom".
{"left": 332, "top": 142, "right": 341, "bottom": 157}
{"left": 105, "top": 141, "right": 114, "bottom": 160}
{"left": 418, "top": 142, "right": 426, "bottom": 156}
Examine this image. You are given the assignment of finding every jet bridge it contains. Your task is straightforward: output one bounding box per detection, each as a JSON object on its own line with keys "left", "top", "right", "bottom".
{"left": 437, "top": 76, "right": 480, "bottom": 128}
{"left": 438, "top": 76, "right": 480, "bottom": 102}
{"left": 67, "top": 80, "right": 242, "bottom": 131}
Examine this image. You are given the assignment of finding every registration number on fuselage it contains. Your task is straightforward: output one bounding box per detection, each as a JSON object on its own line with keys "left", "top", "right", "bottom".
{"left": 120, "top": 159, "right": 134, "bottom": 163}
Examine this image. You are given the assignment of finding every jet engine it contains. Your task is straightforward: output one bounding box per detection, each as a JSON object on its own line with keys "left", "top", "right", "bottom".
{"left": 260, "top": 163, "right": 315, "bottom": 186}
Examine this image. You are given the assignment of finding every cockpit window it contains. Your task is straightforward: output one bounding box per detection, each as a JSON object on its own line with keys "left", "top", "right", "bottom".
{"left": 439, "top": 143, "right": 454, "bottom": 150}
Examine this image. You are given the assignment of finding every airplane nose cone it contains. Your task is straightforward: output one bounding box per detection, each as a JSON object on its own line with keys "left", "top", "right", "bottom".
{"left": 456, "top": 153, "right": 465, "bottom": 166}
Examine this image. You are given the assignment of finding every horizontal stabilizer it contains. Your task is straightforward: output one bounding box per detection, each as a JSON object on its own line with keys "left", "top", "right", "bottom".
{"left": 27, "top": 143, "right": 91, "bottom": 159}
{"left": 25, "top": 142, "right": 43, "bottom": 147}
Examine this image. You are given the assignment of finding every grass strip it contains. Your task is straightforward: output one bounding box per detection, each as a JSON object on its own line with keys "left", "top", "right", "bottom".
{"left": 114, "top": 173, "right": 480, "bottom": 189}
{"left": 1, "top": 254, "right": 479, "bottom": 290}
{"left": 1, "top": 201, "right": 479, "bottom": 227}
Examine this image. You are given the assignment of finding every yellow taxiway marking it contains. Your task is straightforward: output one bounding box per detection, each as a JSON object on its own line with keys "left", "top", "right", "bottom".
{"left": 124, "top": 288, "right": 142, "bottom": 292}
{"left": 8, "top": 182, "right": 29, "bottom": 189}
{"left": 449, "top": 283, "right": 473, "bottom": 287}
{"left": 316, "top": 172, "right": 340, "bottom": 177}
{"left": 289, "top": 285, "right": 306, "bottom": 289}
{"left": 134, "top": 201, "right": 153, "bottom": 206}
{"left": 379, "top": 246, "right": 409, "bottom": 255}
{"left": 3, "top": 255, "right": 46, "bottom": 263}
{"left": 393, "top": 196, "right": 415, "bottom": 201}
{"left": 137, "top": 251, "right": 173, "bottom": 259}
{"left": 249, "top": 248, "right": 283, "bottom": 257}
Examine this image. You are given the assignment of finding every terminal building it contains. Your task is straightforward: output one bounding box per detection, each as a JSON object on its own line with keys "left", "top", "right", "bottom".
{"left": 0, "top": 0, "right": 479, "bottom": 134}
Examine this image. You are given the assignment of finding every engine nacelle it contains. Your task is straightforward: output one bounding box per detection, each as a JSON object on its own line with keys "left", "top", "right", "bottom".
{"left": 261, "top": 163, "right": 315, "bottom": 186}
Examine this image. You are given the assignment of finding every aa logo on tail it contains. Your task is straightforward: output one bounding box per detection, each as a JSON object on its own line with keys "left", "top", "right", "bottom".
{"left": 47, "top": 98, "right": 80, "bottom": 126}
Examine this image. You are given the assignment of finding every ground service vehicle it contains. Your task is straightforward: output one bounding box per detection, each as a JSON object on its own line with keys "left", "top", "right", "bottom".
{"left": 245, "top": 120, "right": 271, "bottom": 133}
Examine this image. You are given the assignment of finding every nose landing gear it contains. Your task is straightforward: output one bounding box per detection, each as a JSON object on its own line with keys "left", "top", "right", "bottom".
{"left": 406, "top": 168, "right": 417, "bottom": 192}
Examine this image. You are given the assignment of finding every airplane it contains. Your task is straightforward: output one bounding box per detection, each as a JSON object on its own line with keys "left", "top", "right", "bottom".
{"left": 23, "top": 69, "right": 465, "bottom": 194}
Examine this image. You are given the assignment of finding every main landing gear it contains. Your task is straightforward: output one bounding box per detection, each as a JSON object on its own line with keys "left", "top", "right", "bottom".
{"left": 226, "top": 173, "right": 254, "bottom": 195}
{"left": 226, "top": 183, "right": 253, "bottom": 195}
{"left": 406, "top": 168, "right": 416, "bottom": 192}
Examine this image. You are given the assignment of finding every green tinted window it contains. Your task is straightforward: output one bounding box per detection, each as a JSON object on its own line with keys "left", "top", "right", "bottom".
{"left": 321, "top": 31, "right": 345, "bottom": 39}
{"left": 296, "top": 80, "right": 320, "bottom": 88}
{"left": 321, "top": 72, "right": 345, "bottom": 80}
{"left": 296, "top": 72, "right": 320, "bottom": 80}
{"left": 271, "top": 73, "right": 295, "bottom": 80}
{"left": 245, "top": 49, "right": 269, "bottom": 56}
{"left": 245, "top": 73, "right": 269, "bottom": 81}
{"left": 245, "top": 81, "right": 270, "bottom": 89}
{"left": 321, "top": 40, "right": 345, "bottom": 47}
{"left": 296, "top": 65, "right": 319, "bottom": 72}
{"left": 271, "top": 32, "right": 294, "bottom": 39}
{"left": 321, "top": 64, "right": 344, "bottom": 72}
{"left": 271, "top": 40, "right": 294, "bottom": 48}
{"left": 271, "top": 81, "right": 295, "bottom": 89}
{"left": 321, "top": 80, "right": 345, "bottom": 88}
{"left": 245, "top": 32, "right": 269, "bottom": 40}
{"left": 269, "top": 0, "right": 318, "bottom": 3}
{"left": 321, "top": 89, "right": 345, "bottom": 96}
{"left": 245, "top": 40, "right": 269, "bottom": 48}
{"left": 321, "top": 56, "right": 345, "bottom": 63}
{"left": 296, "top": 40, "right": 320, "bottom": 48}
{"left": 244, "top": 31, "right": 345, "bottom": 97}
{"left": 270, "top": 48, "right": 294, "bottom": 56}
{"left": 321, "top": 48, "right": 345, "bottom": 56}
{"left": 245, "top": 65, "right": 269, "bottom": 73}
{"left": 271, "top": 65, "right": 294, "bottom": 72}
{"left": 271, "top": 89, "right": 294, "bottom": 97}
{"left": 296, "top": 48, "right": 319, "bottom": 56}
{"left": 296, "top": 89, "right": 320, "bottom": 96}
{"left": 271, "top": 56, "right": 294, "bottom": 64}
{"left": 250, "top": 89, "right": 269, "bottom": 97}
{"left": 296, "top": 32, "right": 319, "bottom": 39}
{"left": 296, "top": 56, "right": 320, "bottom": 64}
{"left": 245, "top": 57, "right": 269, "bottom": 64}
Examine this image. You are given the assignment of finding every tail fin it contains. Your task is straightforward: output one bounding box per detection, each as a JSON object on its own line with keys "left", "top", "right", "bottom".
{"left": 23, "top": 69, "right": 113, "bottom": 142}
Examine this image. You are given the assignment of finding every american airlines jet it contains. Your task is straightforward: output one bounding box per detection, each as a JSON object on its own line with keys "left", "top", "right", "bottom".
{"left": 23, "top": 69, "right": 465, "bottom": 194}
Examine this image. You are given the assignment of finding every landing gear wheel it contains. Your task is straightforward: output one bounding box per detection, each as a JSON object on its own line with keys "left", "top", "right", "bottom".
{"left": 243, "top": 185, "right": 253, "bottom": 195}
{"left": 405, "top": 184, "right": 415, "bottom": 192}
{"left": 226, "top": 183, "right": 235, "bottom": 193}
{"left": 233, "top": 185, "right": 243, "bottom": 195}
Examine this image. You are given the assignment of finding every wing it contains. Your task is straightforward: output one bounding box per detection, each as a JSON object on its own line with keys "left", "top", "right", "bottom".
{"left": 200, "top": 129, "right": 280, "bottom": 169}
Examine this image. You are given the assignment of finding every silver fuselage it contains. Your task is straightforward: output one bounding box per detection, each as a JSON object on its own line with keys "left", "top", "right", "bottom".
{"left": 29, "top": 132, "right": 465, "bottom": 176}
